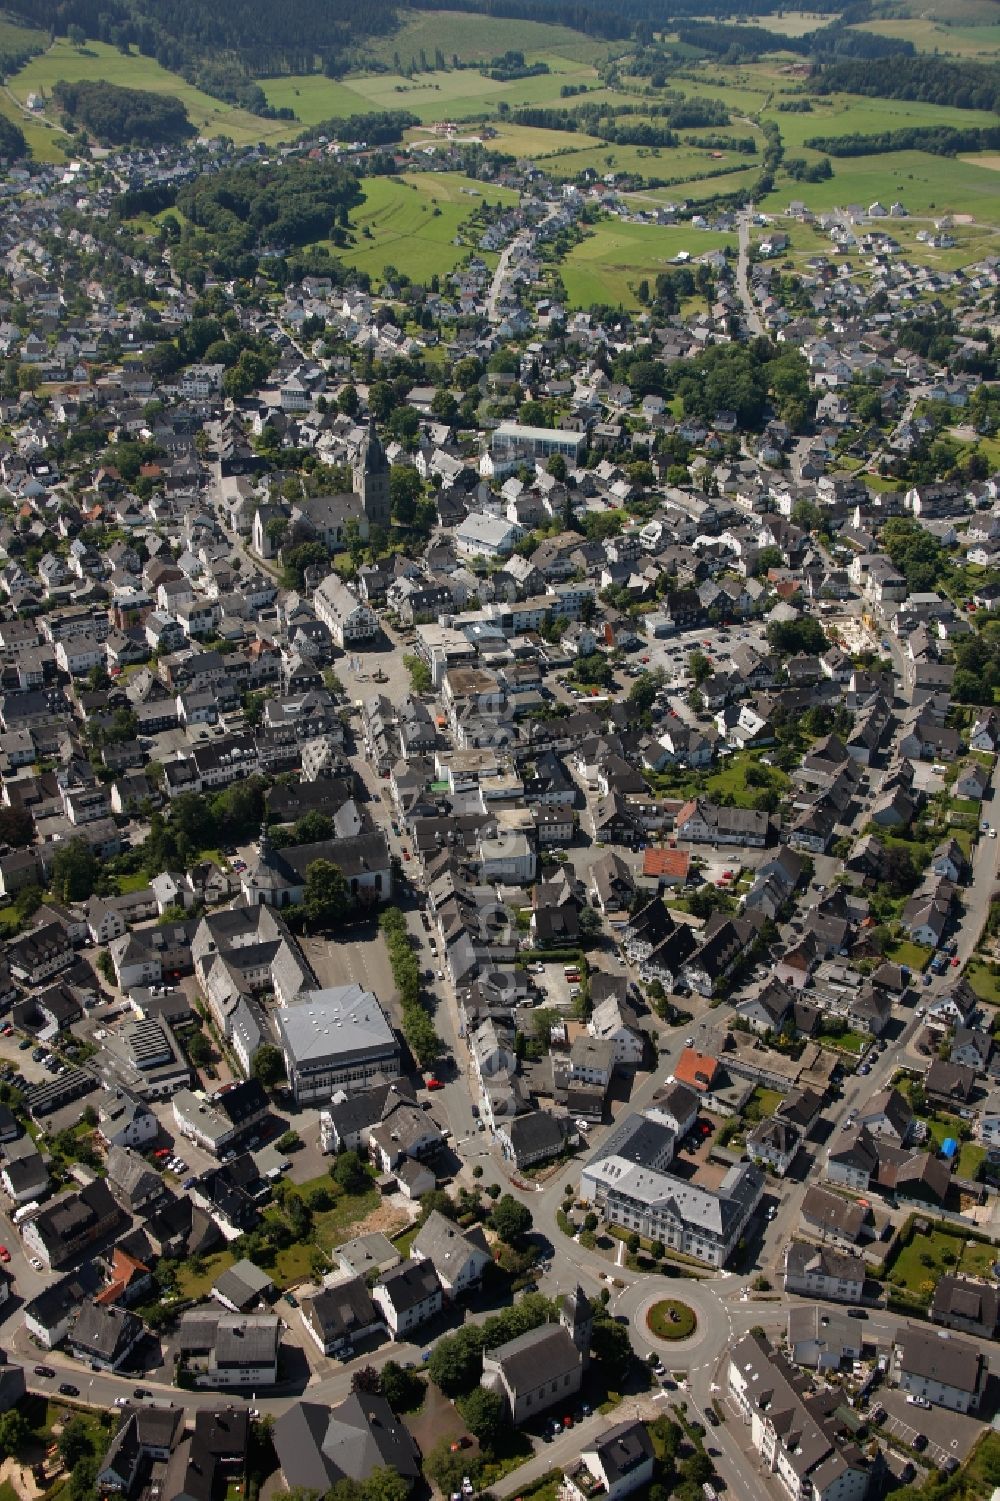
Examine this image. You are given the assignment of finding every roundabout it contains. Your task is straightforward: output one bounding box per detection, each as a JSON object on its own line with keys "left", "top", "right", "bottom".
{"left": 646, "top": 1298, "right": 697, "bottom": 1340}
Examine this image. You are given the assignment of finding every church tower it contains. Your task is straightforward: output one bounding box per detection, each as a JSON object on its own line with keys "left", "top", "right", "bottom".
{"left": 354, "top": 415, "right": 391, "bottom": 531}
{"left": 560, "top": 1284, "right": 593, "bottom": 1368}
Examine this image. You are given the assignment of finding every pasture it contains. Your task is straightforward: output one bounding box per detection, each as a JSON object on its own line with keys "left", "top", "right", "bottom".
{"left": 360, "top": 10, "right": 614, "bottom": 67}
{"left": 9, "top": 39, "right": 289, "bottom": 145}
{"left": 333, "top": 171, "right": 513, "bottom": 281}
{"left": 560, "top": 218, "right": 734, "bottom": 309}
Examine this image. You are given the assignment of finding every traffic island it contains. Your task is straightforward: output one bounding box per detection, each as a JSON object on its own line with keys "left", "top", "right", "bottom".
{"left": 646, "top": 1299, "right": 697, "bottom": 1340}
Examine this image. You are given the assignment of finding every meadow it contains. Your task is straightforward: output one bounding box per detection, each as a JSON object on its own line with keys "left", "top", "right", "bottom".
{"left": 559, "top": 218, "right": 734, "bottom": 309}
{"left": 852, "top": 15, "right": 1000, "bottom": 55}
{"left": 9, "top": 39, "right": 291, "bottom": 145}
{"left": 360, "top": 10, "right": 614, "bottom": 67}
{"left": 331, "top": 170, "right": 516, "bottom": 280}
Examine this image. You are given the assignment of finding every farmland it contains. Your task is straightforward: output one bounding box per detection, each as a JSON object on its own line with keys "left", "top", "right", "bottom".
{"left": 559, "top": 219, "right": 734, "bottom": 310}
{"left": 333, "top": 171, "right": 518, "bottom": 280}
{"left": 8, "top": 39, "right": 290, "bottom": 146}
{"left": 7, "top": 0, "right": 1000, "bottom": 301}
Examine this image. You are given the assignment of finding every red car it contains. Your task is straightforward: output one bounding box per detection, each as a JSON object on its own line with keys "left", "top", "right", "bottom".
{"left": 153, "top": 1148, "right": 171, "bottom": 1159}
{"left": 0, "top": 1247, "right": 10, "bottom": 1263}
{"left": 425, "top": 1078, "right": 444, "bottom": 1091}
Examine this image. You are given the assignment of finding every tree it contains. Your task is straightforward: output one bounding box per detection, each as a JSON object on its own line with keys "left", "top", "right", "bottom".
{"left": 58, "top": 1417, "right": 95, "bottom": 1469}
{"left": 403, "top": 653, "right": 432, "bottom": 694}
{"left": 578, "top": 906, "right": 603, "bottom": 940}
{"left": 293, "top": 811, "right": 335, "bottom": 845}
{"left": 428, "top": 1325, "right": 485, "bottom": 1396}
{"left": 460, "top": 1387, "right": 506, "bottom": 1448}
{"left": 96, "top": 950, "right": 116, "bottom": 985}
{"left": 0, "top": 1409, "right": 27, "bottom": 1459}
{"left": 490, "top": 1193, "right": 532, "bottom": 1246}
{"left": 187, "top": 1031, "right": 212, "bottom": 1066}
{"left": 628, "top": 668, "right": 665, "bottom": 715}
{"left": 303, "top": 859, "right": 350, "bottom": 929}
{"left": 0, "top": 805, "right": 34, "bottom": 847}
{"left": 390, "top": 464, "right": 423, "bottom": 526}
{"left": 252, "top": 1043, "right": 287, "bottom": 1088}
{"left": 688, "top": 651, "right": 712, "bottom": 685}
{"left": 547, "top": 453, "right": 567, "bottom": 481}
{"left": 591, "top": 1315, "right": 633, "bottom": 1385}
{"left": 351, "top": 1365, "right": 382, "bottom": 1395}
{"left": 51, "top": 837, "right": 99, "bottom": 902}
{"left": 380, "top": 1359, "right": 423, "bottom": 1412}
{"left": 332, "top": 1149, "right": 369, "bottom": 1195}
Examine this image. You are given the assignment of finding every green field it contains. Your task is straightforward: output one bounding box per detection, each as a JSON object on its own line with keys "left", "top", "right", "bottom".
{"left": 361, "top": 9, "right": 614, "bottom": 66}
{"left": 851, "top": 15, "right": 1000, "bottom": 55}
{"left": 9, "top": 39, "right": 291, "bottom": 145}
{"left": 560, "top": 218, "right": 734, "bottom": 309}
{"left": 334, "top": 171, "right": 515, "bottom": 281}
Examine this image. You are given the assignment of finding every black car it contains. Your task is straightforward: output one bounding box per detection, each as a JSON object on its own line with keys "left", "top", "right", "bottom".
{"left": 704, "top": 1408, "right": 719, "bottom": 1427}
{"left": 941, "top": 1457, "right": 959, "bottom": 1476}
{"left": 33, "top": 1365, "right": 54, "bottom": 1378}
{"left": 58, "top": 1383, "right": 79, "bottom": 1397}
{"left": 132, "top": 1387, "right": 150, "bottom": 1399}
{"left": 913, "top": 1434, "right": 928, "bottom": 1452}
{"left": 847, "top": 1308, "right": 867, "bottom": 1319}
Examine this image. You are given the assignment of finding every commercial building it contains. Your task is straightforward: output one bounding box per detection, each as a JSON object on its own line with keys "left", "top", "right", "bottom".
{"left": 275, "top": 986, "right": 400, "bottom": 1105}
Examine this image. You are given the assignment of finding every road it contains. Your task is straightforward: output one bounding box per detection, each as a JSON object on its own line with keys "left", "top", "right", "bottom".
{"left": 736, "top": 208, "right": 763, "bottom": 336}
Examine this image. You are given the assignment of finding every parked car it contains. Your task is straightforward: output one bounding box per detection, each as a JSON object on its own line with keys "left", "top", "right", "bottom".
{"left": 58, "top": 1383, "right": 79, "bottom": 1397}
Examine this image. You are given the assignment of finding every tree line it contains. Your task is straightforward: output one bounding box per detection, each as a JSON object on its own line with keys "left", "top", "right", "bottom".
{"left": 804, "top": 123, "right": 1000, "bottom": 157}
{"left": 298, "top": 109, "right": 419, "bottom": 146}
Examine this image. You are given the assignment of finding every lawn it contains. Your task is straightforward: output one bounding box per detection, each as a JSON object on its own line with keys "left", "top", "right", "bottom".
{"left": 817, "top": 1026, "right": 868, "bottom": 1055}
{"left": 889, "top": 1225, "right": 997, "bottom": 1303}
{"left": 286, "top": 1175, "right": 383, "bottom": 1250}
{"left": 706, "top": 751, "right": 789, "bottom": 809}
{"left": 560, "top": 218, "right": 735, "bottom": 309}
{"left": 762, "top": 143, "right": 1000, "bottom": 221}
{"left": 176, "top": 1248, "right": 234, "bottom": 1301}
{"left": 333, "top": 172, "right": 512, "bottom": 282}
{"left": 967, "top": 960, "right": 1000, "bottom": 1004}
{"left": 647, "top": 1298, "right": 697, "bottom": 1340}
{"left": 887, "top": 940, "right": 933, "bottom": 972}
{"left": 745, "top": 1085, "right": 784, "bottom": 1121}
{"left": 116, "top": 870, "right": 152, "bottom": 894}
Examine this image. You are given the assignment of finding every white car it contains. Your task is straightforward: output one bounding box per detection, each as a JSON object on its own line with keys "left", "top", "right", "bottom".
{"left": 29, "top": 1257, "right": 43, "bottom": 1271}
{"left": 906, "top": 1395, "right": 931, "bottom": 1409}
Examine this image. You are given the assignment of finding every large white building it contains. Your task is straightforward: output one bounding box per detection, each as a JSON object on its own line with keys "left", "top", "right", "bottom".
{"left": 580, "top": 1112, "right": 763, "bottom": 1268}
{"left": 275, "top": 985, "right": 401, "bottom": 1105}
{"left": 480, "top": 422, "right": 584, "bottom": 478}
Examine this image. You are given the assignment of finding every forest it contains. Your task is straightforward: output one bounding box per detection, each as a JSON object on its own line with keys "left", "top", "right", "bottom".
{"left": 51, "top": 79, "right": 195, "bottom": 145}
{"left": 175, "top": 156, "right": 361, "bottom": 256}
{"left": 298, "top": 110, "right": 419, "bottom": 146}
{"left": 814, "top": 55, "right": 1000, "bottom": 113}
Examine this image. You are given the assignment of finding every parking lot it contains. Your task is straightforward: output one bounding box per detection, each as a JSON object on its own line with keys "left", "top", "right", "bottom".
{"left": 875, "top": 1387, "right": 982, "bottom": 1469}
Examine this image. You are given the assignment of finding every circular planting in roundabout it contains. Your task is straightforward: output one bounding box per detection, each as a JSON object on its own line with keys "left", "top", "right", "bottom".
{"left": 646, "top": 1298, "right": 698, "bottom": 1341}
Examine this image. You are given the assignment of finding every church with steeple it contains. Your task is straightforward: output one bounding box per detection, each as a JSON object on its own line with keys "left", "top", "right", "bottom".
{"left": 252, "top": 417, "right": 391, "bottom": 559}
{"left": 353, "top": 415, "right": 391, "bottom": 531}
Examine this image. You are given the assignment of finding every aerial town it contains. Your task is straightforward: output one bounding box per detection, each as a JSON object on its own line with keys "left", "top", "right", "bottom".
{"left": 0, "top": 88, "right": 996, "bottom": 1501}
